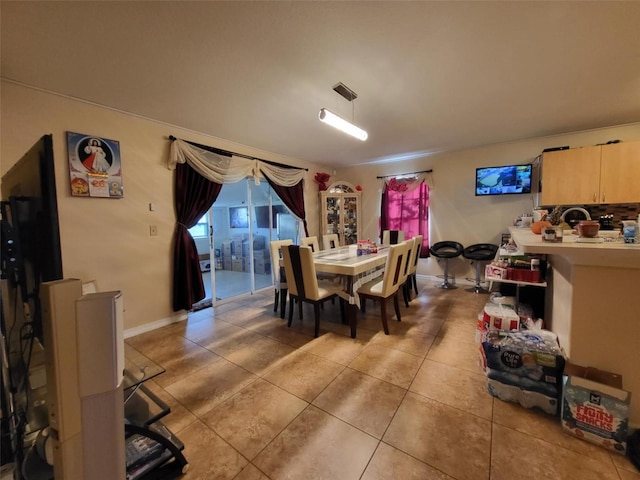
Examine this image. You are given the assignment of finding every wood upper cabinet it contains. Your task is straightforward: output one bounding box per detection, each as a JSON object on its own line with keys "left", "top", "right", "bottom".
{"left": 599, "top": 141, "right": 640, "bottom": 204}
{"left": 541, "top": 141, "right": 640, "bottom": 205}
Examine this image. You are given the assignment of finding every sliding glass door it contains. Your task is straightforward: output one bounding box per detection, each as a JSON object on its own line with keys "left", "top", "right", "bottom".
{"left": 191, "top": 179, "right": 301, "bottom": 306}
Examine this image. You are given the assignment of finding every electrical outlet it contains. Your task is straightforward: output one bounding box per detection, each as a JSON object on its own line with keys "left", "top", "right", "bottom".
{"left": 149, "top": 225, "right": 158, "bottom": 236}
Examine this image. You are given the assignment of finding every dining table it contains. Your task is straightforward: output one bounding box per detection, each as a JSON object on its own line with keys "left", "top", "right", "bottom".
{"left": 312, "top": 245, "right": 389, "bottom": 338}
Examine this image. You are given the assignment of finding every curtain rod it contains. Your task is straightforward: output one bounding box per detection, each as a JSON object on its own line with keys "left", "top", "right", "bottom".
{"left": 169, "top": 135, "right": 308, "bottom": 171}
{"left": 377, "top": 169, "right": 432, "bottom": 179}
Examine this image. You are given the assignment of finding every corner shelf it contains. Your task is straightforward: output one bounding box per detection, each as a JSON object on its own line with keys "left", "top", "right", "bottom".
{"left": 124, "top": 345, "right": 188, "bottom": 479}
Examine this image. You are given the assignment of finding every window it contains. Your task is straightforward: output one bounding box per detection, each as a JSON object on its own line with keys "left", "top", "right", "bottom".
{"left": 380, "top": 179, "right": 429, "bottom": 257}
{"left": 189, "top": 214, "right": 208, "bottom": 238}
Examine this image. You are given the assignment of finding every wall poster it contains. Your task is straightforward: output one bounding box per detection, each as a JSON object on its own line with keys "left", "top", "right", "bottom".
{"left": 66, "top": 131, "right": 124, "bottom": 198}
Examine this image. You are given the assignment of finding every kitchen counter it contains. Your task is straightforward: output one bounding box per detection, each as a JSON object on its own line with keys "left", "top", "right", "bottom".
{"left": 508, "top": 227, "right": 640, "bottom": 268}
{"left": 508, "top": 227, "right": 640, "bottom": 428}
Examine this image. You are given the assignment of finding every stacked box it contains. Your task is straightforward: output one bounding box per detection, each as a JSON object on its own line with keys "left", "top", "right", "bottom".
{"left": 480, "top": 329, "right": 566, "bottom": 415}
{"left": 254, "top": 257, "right": 270, "bottom": 275}
{"left": 232, "top": 240, "right": 243, "bottom": 256}
{"left": 562, "top": 363, "right": 630, "bottom": 454}
{"left": 223, "top": 259, "right": 232, "bottom": 271}
{"left": 242, "top": 241, "right": 251, "bottom": 258}
{"left": 221, "top": 241, "right": 232, "bottom": 258}
{"left": 242, "top": 257, "right": 252, "bottom": 272}
{"left": 232, "top": 259, "right": 243, "bottom": 272}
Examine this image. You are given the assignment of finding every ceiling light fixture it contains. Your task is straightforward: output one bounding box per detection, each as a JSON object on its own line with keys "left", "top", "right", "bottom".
{"left": 319, "top": 83, "right": 368, "bottom": 141}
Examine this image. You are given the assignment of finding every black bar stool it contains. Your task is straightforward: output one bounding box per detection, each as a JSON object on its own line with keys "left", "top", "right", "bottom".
{"left": 463, "top": 243, "right": 499, "bottom": 294}
{"left": 429, "top": 241, "right": 464, "bottom": 289}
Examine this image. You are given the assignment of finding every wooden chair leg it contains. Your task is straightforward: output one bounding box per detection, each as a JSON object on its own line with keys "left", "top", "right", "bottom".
{"left": 280, "top": 288, "right": 288, "bottom": 319}
{"left": 298, "top": 297, "right": 303, "bottom": 320}
{"left": 274, "top": 289, "right": 279, "bottom": 312}
{"left": 313, "top": 303, "right": 321, "bottom": 338}
{"left": 287, "top": 295, "right": 295, "bottom": 327}
{"left": 339, "top": 298, "right": 346, "bottom": 324}
{"left": 403, "top": 283, "right": 410, "bottom": 307}
{"left": 393, "top": 292, "right": 402, "bottom": 322}
{"left": 380, "top": 299, "right": 389, "bottom": 335}
{"left": 412, "top": 274, "right": 418, "bottom": 295}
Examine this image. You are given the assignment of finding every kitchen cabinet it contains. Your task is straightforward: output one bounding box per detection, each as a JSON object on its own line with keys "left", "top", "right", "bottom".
{"left": 540, "top": 140, "right": 640, "bottom": 205}
{"left": 320, "top": 181, "right": 361, "bottom": 245}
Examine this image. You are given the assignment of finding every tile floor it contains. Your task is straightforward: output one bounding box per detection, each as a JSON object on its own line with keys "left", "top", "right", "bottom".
{"left": 126, "top": 280, "right": 639, "bottom": 480}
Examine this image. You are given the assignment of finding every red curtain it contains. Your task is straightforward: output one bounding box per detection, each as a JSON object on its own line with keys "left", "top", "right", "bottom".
{"left": 380, "top": 181, "right": 430, "bottom": 257}
{"left": 263, "top": 173, "right": 308, "bottom": 237}
{"left": 172, "top": 162, "right": 222, "bottom": 311}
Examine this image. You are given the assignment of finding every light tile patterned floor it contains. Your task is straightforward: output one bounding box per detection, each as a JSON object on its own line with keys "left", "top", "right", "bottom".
{"left": 127, "top": 281, "right": 640, "bottom": 480}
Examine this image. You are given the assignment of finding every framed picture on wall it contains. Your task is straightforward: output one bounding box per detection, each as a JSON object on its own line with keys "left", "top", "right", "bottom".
{"left": 66, "top": 131, "right": 124, "bottom": 198}
{"left": 229, "top": 206, "right": 249, "bottom": 228}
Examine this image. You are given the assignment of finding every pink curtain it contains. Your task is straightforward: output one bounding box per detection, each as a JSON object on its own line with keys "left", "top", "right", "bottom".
{"left": 380, "top": 181, "right": 429, "bottom": 257}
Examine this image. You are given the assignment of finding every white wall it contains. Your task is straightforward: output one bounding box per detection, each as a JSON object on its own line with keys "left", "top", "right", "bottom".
{"left": 0, "top": 81, "right": 327, "bottom": 333}
{"left": 337, "top": 123, "right": 640, "bottom": 280}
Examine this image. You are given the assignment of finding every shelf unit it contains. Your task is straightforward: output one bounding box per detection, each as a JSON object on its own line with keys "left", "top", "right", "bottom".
{"left": 488, "top": 248, "right": 547, "bottom": 304}
{"left": 320, "top": 181, "right": 361, "bottom": 246}
{"left": 124, "top": 345, "right": 188, "bottom": 479}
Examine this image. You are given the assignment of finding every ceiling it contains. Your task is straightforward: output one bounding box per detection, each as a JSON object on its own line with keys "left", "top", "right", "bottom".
{"left": 2, "top": 1, "right": 640, "bottom": 168}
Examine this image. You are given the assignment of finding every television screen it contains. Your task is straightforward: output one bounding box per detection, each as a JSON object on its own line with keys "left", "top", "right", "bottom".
{"left": 1, "top": 134, "right": 63, "bottom": 345}
{"left": 254, "top": 204, "right": 288, "bottom": 229}
{"left": 475, "top": 164, "right": 532, "bottom": 196}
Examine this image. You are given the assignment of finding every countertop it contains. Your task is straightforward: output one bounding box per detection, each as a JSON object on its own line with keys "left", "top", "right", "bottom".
{"left": 508, "top": 227, "right": 640, "bottom": 268}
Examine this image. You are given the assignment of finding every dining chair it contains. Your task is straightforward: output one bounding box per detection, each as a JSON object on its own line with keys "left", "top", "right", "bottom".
{"left": 322, "top": 233, "right": 340, "bottom": 250}
{"left": 356, "top": 241, "right": 410, "bottom": 335}
{"left": 301, "top": 236, "right": 320, "bottom": 252}
{"left": 382, "top": 230, "right": 405, "bottom": 245}
{"left": 269, "top": 239, "right": 293, "bottom": 318}
{"left": 404, "top": 234, "right": 423, "bottom": 301}
{"left": 281, "top": 245, "right": 341, "bottom": 337}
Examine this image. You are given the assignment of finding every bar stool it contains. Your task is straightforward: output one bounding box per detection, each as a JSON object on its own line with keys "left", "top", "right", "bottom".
{"left": 429, "top": 241, "right": 464, "bottom": 289}
{"left": 463, "top": 243, "right": 499, "bottom": 294}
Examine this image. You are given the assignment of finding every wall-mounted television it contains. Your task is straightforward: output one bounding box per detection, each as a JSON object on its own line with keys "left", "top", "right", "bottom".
{"left": 229, "top": 206, "right": 249, "bottom": 228}
{"left": 254, "top": 204, "right": 288, "bottom": 229}
{"left": 475, "top": 164, "right": 532, "bottom": 196}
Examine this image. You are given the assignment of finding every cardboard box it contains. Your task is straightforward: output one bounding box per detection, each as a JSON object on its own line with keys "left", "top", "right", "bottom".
{"left": 223, "top": 259, "right": 232, "bottom": 271}
{"left": 232, "top": 259, "right": 243, "bottom": 272}
{"left": 254, "top": 257, "right": 270, "bottom": 275}
{"left": 222, "top": 241, "right": 232, "bottom": 257}
{"left": 561, "top": 363, "right": 630, "bottom": 454}
{"left": 485, "top": 265, "right": 507, "bottom": 279}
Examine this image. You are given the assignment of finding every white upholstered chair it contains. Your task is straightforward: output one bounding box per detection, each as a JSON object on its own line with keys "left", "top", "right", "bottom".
{"left": 322, "top": 234, "right": 340, "bottom": 250}
{"left": 269, "top": 239, "right": 293, "bottom": 318}
{"left": 403, "top": 235, "right": 423, "bottom": 303}
{"left": 281, "top": 245, "right": 342, "bottom": 337}
{"left": 301, "top": 236, "right": 320, "bottom": 252}
{"left": 357, "top": 241, "right": 411, "bottom": 335}
{"left": 382, "top": 230, "right": 405, "bottom": 245}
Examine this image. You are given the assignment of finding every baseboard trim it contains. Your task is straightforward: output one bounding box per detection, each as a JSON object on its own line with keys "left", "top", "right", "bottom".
{"left": 124, "top": 311, "right": 187, "bottom": 339}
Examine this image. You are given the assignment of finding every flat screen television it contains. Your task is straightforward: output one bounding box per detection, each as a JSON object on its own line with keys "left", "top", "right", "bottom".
{"left": 475, "top": 164, "right": 532, "bottom": 196}
{"left": 1, "top": 134, "right": 63, "bottom": 345}
{"left": 254, "top": 204, "right": 288, "bottom": 229}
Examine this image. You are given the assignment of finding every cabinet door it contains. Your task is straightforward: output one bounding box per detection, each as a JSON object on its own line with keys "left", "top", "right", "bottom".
{"left": 599, "top": 141, "right": 640, "bottom": 204}
{"left": 342, "top": 196, "right": 359, "bottom": 245}
{"left": 540, "top": 146, "right": 601, "bottom": 205}
{"left": 324, "top": 196, "right": 341, "bottom": 238}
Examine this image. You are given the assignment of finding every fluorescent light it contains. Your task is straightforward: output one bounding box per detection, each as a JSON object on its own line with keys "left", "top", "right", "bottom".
{"left": 318, "top": 108, "right": 368, "bottom": 141}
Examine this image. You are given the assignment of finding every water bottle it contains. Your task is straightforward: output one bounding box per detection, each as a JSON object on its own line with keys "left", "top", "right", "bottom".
{"left": 622, "top": 220, "right": 638, "bottom": 244}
